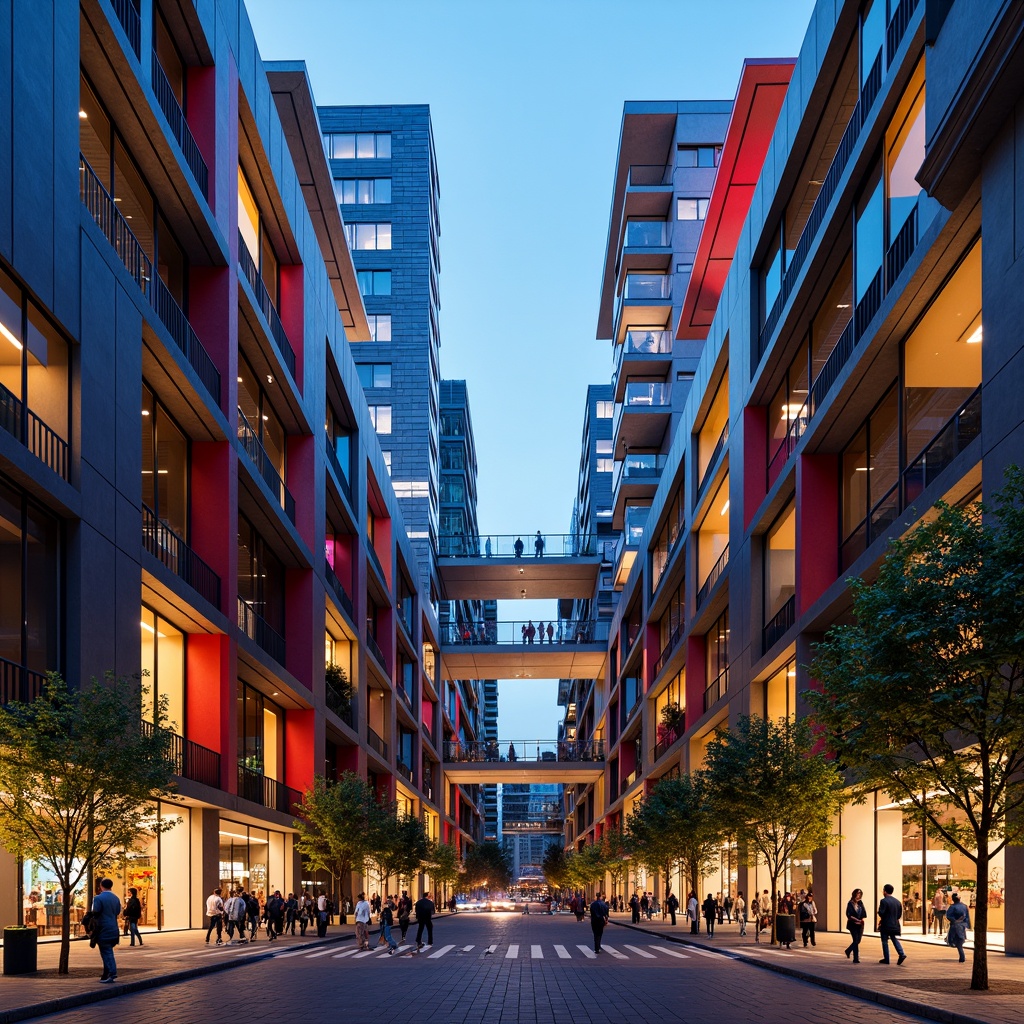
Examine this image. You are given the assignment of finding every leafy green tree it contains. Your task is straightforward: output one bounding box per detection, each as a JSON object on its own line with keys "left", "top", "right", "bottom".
{"left": 0, "top": 673, "right": 179, "bottom": 974}
{"left": 703, "top": 716, "right": 845, "bottom": 943}
{"left": 462, "top": 840, "right": 512, "bottom": 891}
{"left": 541, "top": 843, "right": 567, "bottom": 894}
{"left": 809, "top": 468, "right": 1024, "bottom": 991}
{"left": 293, "top": 772, "right": 378, "bottom": 905}
{"left": 426, "top": 839, "right": 461, "bottom": 906}
{"left": 597, "top": 826, "right": 631, "bottom": 901}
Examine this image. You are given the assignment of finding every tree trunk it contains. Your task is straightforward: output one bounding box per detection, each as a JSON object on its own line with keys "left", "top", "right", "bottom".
{"left": 770, "top": 869, "right": 780, "bottom": 945}
{"left": 971, "top": 851, "right": 989, "bottom": 991}
{"left": 59, "top": 883, "right": 73, "bottom": 975}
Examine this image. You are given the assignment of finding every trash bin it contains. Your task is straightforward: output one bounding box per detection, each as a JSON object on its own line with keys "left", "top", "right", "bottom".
{"left": 775, "top": 913, "right": 796, "bottom": 946}
{"left": 3, "top": 927, "right": 38, "bottom": 975}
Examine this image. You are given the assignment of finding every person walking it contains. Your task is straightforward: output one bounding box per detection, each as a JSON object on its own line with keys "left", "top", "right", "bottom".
{"left": 686, "top": 891, "right": 700, "bottom": 934}
{"left": 724, "top": 892, "right": 734, "bottom": 923}
{"left": 204, "top": 887, "right": 225, "bottom": 945}
{"left": 932, "top": 888, "right": 947, "bottom": 936}
{"left": 223, "top": 889, "right": 246, "bottom": 944}
{"left": 92, "top": 878, "right": 122, "bottom": 983}
{"left": 123, "top": 887, "right": 143, "bottom": 947}
{"left": 629, "top": 891, "right": 641, "bottom": 923}
{"left": 414, "top": 890, "right": 435, "bottom": 949}
{"left": 380, "top": 896, "right": 399, "bottom": 954}
{"left": 799, "top": 891, "right": 818, "bottom": 946}
{"left": 589, "top": 891, "right": 609, "bottom": 953}
{"left": 246, "top": 890, "right": 261, "bottom": 940}
{"left": 945, "top": 892, "right": 971, "bottom": 964}
{"left": 735, "top": 891, "right": 746, "bottom": 936}
{"left": 877, "top": 883, "right": 907, "bottom": 965}
{"left": 266, "top": 890, "right": 286, "bottom": 940}
{"left": 354, "top": 892, "right": 372, "bottom": 951}
{"left": 751, "top": 893, "right": 762, "bottom": 943}
{"left": 702, "top": 893, "right": 717, "bottom": 936}
{"left": 398, "top": 891, "right": 412, "bottom": 941}
{"left": 845, "top": 888, "right": 867, "bottom": 962}
{"left": 639, "top": 891, "right": 649, "bottom": 920}
{"left": 666, "top": 892, "right": 679, "bottom": 926}
{"left": 285, "top": 892, "right": 299, "bottom": 935}
{"left": 316, "top": 891, "right": 329, "bottom": 938}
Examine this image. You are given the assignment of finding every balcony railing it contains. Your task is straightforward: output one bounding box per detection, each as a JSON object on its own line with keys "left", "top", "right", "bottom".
{"left": 237, "top": 232, "right": 296, "bottom": 380}
{"left": 887, "top": 0, "right": 921, "bottom": 67}
{"left": 237, "top": 409, "right": 296, "bottom": 523}
{"left": 624, "top": 221, "right": 670, "bottom": 247}
{"left": 237, "top": 764, "right": 301, "bottom": 814}
{"left": 142, "top": 721, "right": 222, "bottom": 788}
{"left": 324, "top": 435, "right": 351, "bottom": 498}
{"left": 111, "top": 0, "right": 141, "bottom": 56}
{"left": 854, "top": 267, "right": 884, "bottom": 338}
{"left": 237, "top": 597, "right": 286, "bottom": 666}
{"left": 622, "top": 381, "right": 671, "bottom": 408}
{"left": 142, "top": 504, "right": 221, "bottom": 608}
{"left": 324, "top": 558, "right": 354, "bottom": 618}
{"left": 365, "top": 631, "right": 387, "bottom": 671}
{"left": 80, "top": 156, "right": 220, "bottom": 404}
{"left": 696, "top": 543, "right": 729, "bottom": 609}
{"left": 367, "top": 726, "right": 388, "bottom": 760}
{"left": 443, "top": 738, "right": 605, "bottom": 763}
{"left": 0, "top": 379, "right": 69, "bottom": 481}
{"left": 622, "top": 767, "right": 640, "bottom": 790}
{"left": 703, "top": 668, "right": 729, "bottom": 712}
{"left": 623, "top": 329, "right": 673, "bottom": 355}
{"left": 613, "top": 453, "right": 667, "bottom": 492}
{"left": 627, "top": 164, "right": 672, "bottom": 187}
{"left": 623, "top": 274, "right": 671, "bottom": 301}
{"left": 885, "top": 204, "right": 918, "bottom": 290}
{"left": 697, "top": 420, "right": 729, "bottom": 497}
{"left": 903, "top": 386, "right": 982, "bottom": 507}
{"left": 762, "top": 593, "right": 796, "bottom": 654}
{"left": 437, "top": 533, "right": 596, "bottom": 557}
{"left": 151, "top": 51, "right": 208, "bottom": 199}
{"left": 0, "top": 656, "right": 46, "bottom": 706}
{"left": 325, "top": 680, "right": 354, "bottom": 728}
{"left": 396, "top": 759, "right": 414, "bottom": 784}
{"left": 652, "top": 624, "right": 684, "bottom": 680}
{"left": 440, "top": 618, "right": 610, "bottom": 646}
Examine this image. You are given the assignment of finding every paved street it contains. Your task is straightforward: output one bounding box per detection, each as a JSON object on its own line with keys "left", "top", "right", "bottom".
{"left": 30, "top": 913, "right": 938, "bottom": 1024}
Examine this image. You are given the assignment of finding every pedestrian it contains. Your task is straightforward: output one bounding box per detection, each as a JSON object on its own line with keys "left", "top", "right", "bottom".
{"left": 514, "top": 537, "right": 524, "bottom": 558}
{"left": 265, "top": 890, "right": 285, "bottom": 940}
{"left": 92, "top": 878, "right": 121, "bottom": 983}
{"left": 724, "top": 892, "right": 734, "bottom": 923}
{"left": 716, "top": 892, "right": 724, "bottom": 925}
{"left": 354, "top": 891, "right": 372, "bottom": 950}
{"left": 639, "top": 891, "right": 649, "bottom": 920}
{"left": 204, "top": 886, "right": 225, "bottom": 945}
{"left": 317, "top": 890, "right": 329, "bottom": 938}
{"left": 686, "top": 891, "right": 699, "bottom": 935}
{"left": 508, "top": 742, "right": 517, "bottom": 762}
{"left": 398, "top": 891, "right": 412, "bottom": 941}
{"left": 735, "top": 891, "right": 747, "bottom": 936}
{"left": 751, "top": 893, "right": 762, "bottom": 943}
{"left": 629, "top": 891, "right": 641, "bottom": 923}
{"left": 945, "top": 892, "right": 971, "bottom": 964}
{"left": 799, "top": 891, "right": 818, "bottom": 946}
{"left": 414, "top": 890, "right": 435, "bottom": 949}
{"left": 666, "top": 891, "right": 679, "bottom": 926}
{"left": 285, "top": 892, "right": 299, "bottom": 935}
{"left": 589, "top": 891, "right": 609, "bottom": 953}
{"left": 845, "top": 887, "right": 866, "bottom": 963}
{"left": 877, "top": 883, "right": 907, "bottom": 965}
{"left": 381, "top": 896, "right": 399, "bottom": 954}
{"left": 246, "top": 890, "right": 261, "bottom": 940}
{"left": 546, "top": 622, "right": 554, "bottom": 643}
{"left": 702, "top": 893, "right": 717, "bottom": 936}
{"left": 223, "top": 889, "right": 246, "bottom": 943}
{"left": 526, "top": 620, "right": 536, "bottom": 644}
{"left": 485, "top": 536, "right": 492, "bottom": 557}
{"left": 932, "top": 888, "right": 947, "bottom": 936}
{"left": 123, "top": 887, "right": 143, "bottom": 947}
{"left": 537, "top": 620, "right": 546, "bottom": 643}
{"left": 534, "top": 531, "right": 544, "bottom": 556}
{"left": 299, "top": 891, "right": 312, "bottom": 936}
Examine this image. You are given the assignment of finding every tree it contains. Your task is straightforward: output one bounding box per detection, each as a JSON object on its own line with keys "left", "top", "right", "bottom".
{"left": 426, "top": 839, "right": 461, "bottom": 906}
{"left": 293, "top": 772, "right": 378, "bottom": 905}
{"left": 541, "top": 843, "right": 568, "bottom": 894}
{"left": 597, "top": 826, "right": 631, "bottom": 900}
{"left": 809, "top": 468, "right": 1024, "bottom": 990}
{"left": 462, "top": 840, "right": 512, "bottom": 891}
{"left": 627, "top": 773, "right": 724, "bottom": 905}
{"left": 703, "top": 715, "right": 845, "bottom": 944}
{"left": 0, "top": 673, "right": 179, "bottom": 974}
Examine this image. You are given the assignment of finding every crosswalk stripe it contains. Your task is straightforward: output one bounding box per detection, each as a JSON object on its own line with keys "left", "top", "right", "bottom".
{"left": 332, "top": 948, "right": 362, "bottom": 959}
{"left": 505, "top": 944, "right": 519, "bottom": 959}
{"left": 428, "top": 944, "right": 456, "bottom": 959}
{"left": 687, "top": 947, "right": 731, "bottom": 960}
{"left": 554, "top": 945, "right": 571, "bottom": 959}
{"left": 352, "top": 949, "right": 378, "bottom": 958}
{"left": 531, "top": 945, "right": 543, "bottom": 959}
{"left": 651, "top": 945, "right": 690, "bottom": 959}
{"left": 462, "top": 945, "right": 475, "bottom": 952}
{"left": 624, "top": 945, "right": 656, "bottom": 958}
{"left": 602, "top": 944, "right": 627, "bottom": 959}
{"left": 274, "top": 948, "right": 315, "bottom": 959}
{"left": 576, "top": 945, "right": 597, "bottom": 959}
{"left": 484, "top": 944, "right": 497, "bottom": 955}
{"left": 305, "top": 948, "right": 337, "bottom": 959}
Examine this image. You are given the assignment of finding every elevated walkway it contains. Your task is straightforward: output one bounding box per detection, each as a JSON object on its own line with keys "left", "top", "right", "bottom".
{"left": 437, "top": 534, "right": 606, "bottom": 600}
{"left": 442, "top": 739, "right": 606, "bottom": 784}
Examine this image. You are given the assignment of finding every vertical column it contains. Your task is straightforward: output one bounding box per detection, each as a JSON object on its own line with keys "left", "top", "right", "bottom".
{"left": 796, "top": 454, "right": 839, "bottom": 615}
{"left": 193, "top": 807, "right": 221, "bottom": 927}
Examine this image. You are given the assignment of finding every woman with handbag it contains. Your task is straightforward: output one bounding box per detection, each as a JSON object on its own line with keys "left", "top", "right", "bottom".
{"left": 844, "top": 888, "right": 867, "bottom": 963}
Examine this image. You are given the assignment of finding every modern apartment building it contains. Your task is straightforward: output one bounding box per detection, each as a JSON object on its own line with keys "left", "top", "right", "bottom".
{"left": 0, "top": 0, "right": 461, "bottom": 931}
{"left": 573, "top": 0, "right": 1024, "bottom": 955}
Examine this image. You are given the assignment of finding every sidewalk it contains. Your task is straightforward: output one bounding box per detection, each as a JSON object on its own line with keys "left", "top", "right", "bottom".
{"left": 608, "top": 913, "right": 1023, "bottom": 1024}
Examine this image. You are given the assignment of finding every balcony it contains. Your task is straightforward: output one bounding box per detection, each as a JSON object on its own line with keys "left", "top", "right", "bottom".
{"left": 886, "top": 0, "right": 922, "bottom": 68}
{"left": 142, "top": 505, "right": 221, "bottom": 608}
{"left": 325, "top": 678, "right": 354, "bottom": 729}
{"left": 620, "top": 221, "right": 672, "bottom": 275}
{"left": 613, "top": 454, "right": 666, "bottom": 511}
{"left": 365, "top": 631, "right": 388, "bottom": 673}
{"left": 325, "top": 434, "right": 351, "bottom": 499}
{"left": 237, "top": 233, "right": 296, "bottom": 381}
{"left": 324, "top": 558, "right": 354, "bottom": 619}
{"left": 0, "top": 380, "right": 69, "bottom": 482}
{"left": 110, "top": 0, "right": 141, "bottom": 57}
{"left": 0, "top": 656, "right": 46, "bottom": 706}
{"left": 142, "top": 720, "right": 221, "bottom": 788}
{"left": 237, "top": 409, "right": 296, "bottom": 524}
{"left": 696, "top": 543, "right": 729, "bottom": 609}
{"left": 703, "top": 668, "right": 729, "bottom": 713}
{"left": 614, "top": 330, "right": 673, "bottom": 401}
{"left": 396, "top": 759, "right": 414, "bottom": 785}
{"left": 237, "top": 597, "right": 286, "bottom": 666}
{"left": 762, "top": 593, "right": 796, "bottom": 655}
{"left": 80, "top": 157, "right": 221, "bottom": 404}
{"left": 625, "top": 165, "right": 674, "bottom": 220}
{"left": 151, "top": 52, "right": 208, "bottom": 200}
{"left": 652, "top": 624, "right": 684, "bottom": 680}
{"left": 367, "top": 726, "right": 388, "bottom": 761}
{"left": 614, "top": 274, "right": 672, "bottom": 343}
{"left": 613, "top": 381, "right": 672, "bottom": 452}
{"left": 237, "top": 764, "right": 301, "bottom": 814}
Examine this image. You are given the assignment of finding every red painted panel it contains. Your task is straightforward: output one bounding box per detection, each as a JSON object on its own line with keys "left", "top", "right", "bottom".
{"left": 684, "top": 634, "right": 706, "bottom": 733}
{"left": 796, "top": 454, "right": 839, "bottom": 615}
{"left": 186, "top": 633, "right": 225, "bottom": 754}
{"left": 287, "top": 433, "right": 314, "bottom": 550}
{"left": 190, "top": 441, "right": 233, "bottom": 609}
{"left": 279, "top": 264, "right": 304, "bottom": 389}
{"left": 185, "top": 66, "right": 216, "bottom": 208}
{"left": 188, "top": 266, "right": 231, "bottom": 415}
{"left": 338, "top": 743, "right": 359, "bottom": 774}
{"left": 743, "top": 406, "right": 768, "bottom": 529}
{"left": 285, "top": 568, "right": 313, "bottom": 690}
{"left": 285, "top": 707, "right": 315, "bottom": 795}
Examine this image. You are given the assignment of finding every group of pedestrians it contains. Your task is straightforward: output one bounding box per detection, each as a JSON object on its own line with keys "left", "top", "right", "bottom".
{"left": 204, "top": 886, "right": 333, "bottom": 947}
{"left": 354, "top": 890, "right": 435, "bottom": 955}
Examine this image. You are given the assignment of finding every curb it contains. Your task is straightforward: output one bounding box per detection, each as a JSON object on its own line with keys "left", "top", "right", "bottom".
{"left": 0, "top": 934, "right": 350, "bottom": 1024}
{"left": 609, "top": 920, "right": 990, "bottom": 1024}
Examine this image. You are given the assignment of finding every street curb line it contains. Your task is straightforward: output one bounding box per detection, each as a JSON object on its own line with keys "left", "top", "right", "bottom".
{"left": 0, "top": 935, "right": 350, "bottom": 1024}
{"left": 609, "top": 921, "right": 991, "bottom": 1024}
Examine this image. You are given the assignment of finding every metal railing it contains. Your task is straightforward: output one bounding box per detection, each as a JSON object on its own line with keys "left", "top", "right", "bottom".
{"left": 613, "top": 453, "right": 667, "bottom": 492}
{"left": 324, "top": 435, "right": 351, "bottom": 498}
{"left": 652, "top": 624, "right": 684, "bottom": 680}
{"left": 142, "top": 504, "right": 221, "bottom": 607}
{"left": 324, "top": 558, "right": 354, "bottom": 618}
{"left": 885, "top": 204, "right": 918, "bottom": 290}
{"left": 142, "top": 721, "right": 222, "bottom": 789}
{"left": 367, "top": 726, "right": 388, "bottom": 760}
{"left": 440, "top": 618, "right": 610, "bottom": 646}
{"left": 238, "top": 764, "right": 301, "bottom": 814}
{"left": 886, "top": 0, "right": 921, "bottom": 67}
{"left": 0, "top": 379, "right": 69, "bottom": 481}
{"left": 237, "top": 409, "right": 296, "bottom": 523}
{"left": 624, "top": 221, "right": 671, "bottom": 247}
{"left": 622, "top": 381, "right": 671, "bottom": 408}
{"left": 696, "top": 543, "right": 729, "bottom": 609}
{"left": 437, "top": 533, "right": 596, "bottom": 557}
{"left": 762, "top": 593, "right": 796, "bottom": 654}
{"left": 624, "top": 329, "right": 673, "bottom": 355}
{"left": 80, "top": 156, "right": 220, "bottom": 403}
{"left": 151, "top": 51, "right": 208, "bottom": 199}
{"left": 111, "top": 0, "right": 141, "bottom": 56}
{"left": 237, "top": 597, "right": 286, "bottom": 666}
{"left": 443, "top": 738, "right": 605, "bottom": 763}
{"left": 855, "top": 268, "right": 884, "bottom": 338}
{"left": 697, "top": 420, "right": 729, "bottom": 497}
{"left": 703, "top": 668, "right": 729, "bottom": 713}
{"left": 325, "top": 680, "right": 354, "bottom": 728}
{"left": 902, "top": 387, "right": 982, "bottom": 507}
{"left": 396, "top": 759, "right": 414, "bottom": 784}
{"left": 237, "top": 232, "right": 296, "bottom": 380}
{"left": 0, "top": 657, "right": 46, "bottom": 706}
{"left": 365, "top": 631, "right": 387, "bottom": 671}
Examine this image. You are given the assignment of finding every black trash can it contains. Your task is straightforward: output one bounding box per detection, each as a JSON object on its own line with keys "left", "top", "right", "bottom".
{"left": 775, "top": 913, "right": 796, "bottom": 946}
{"left": 3, "top": 926, "right": 38, "bottom": 975}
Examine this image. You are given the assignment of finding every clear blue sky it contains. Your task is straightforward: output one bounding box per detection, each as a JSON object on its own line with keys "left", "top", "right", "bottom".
{"left": 246, "top": 0, "right": 816, "bottom": 740}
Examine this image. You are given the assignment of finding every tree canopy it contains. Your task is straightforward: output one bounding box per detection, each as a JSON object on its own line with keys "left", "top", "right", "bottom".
{"left": 809, "top": 467, "right": 1024, "bottom": 990}
{"left": 462, "top": 840, "right": 512, "bottom": 891}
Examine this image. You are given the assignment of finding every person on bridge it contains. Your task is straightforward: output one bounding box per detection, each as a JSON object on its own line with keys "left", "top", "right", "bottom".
{"left": 546, "top": 622, "right": 554, "bottom": 643}
{"left": 589, "top": 892, "right": 609, "bottom": 953}
{"left": 534, "top": 531, "right": 544, "bottom": 556}
{"left": 514, "top": 537, "right": 524, "bottom": 557}
{"left": 525, "top": 621, "right": 536, "bottom": 644}
{"left": 508, "top": 742, "right": 517, "bottom": 761}
{"left": 485, "top": 536, "right": 492, "bottom": 556}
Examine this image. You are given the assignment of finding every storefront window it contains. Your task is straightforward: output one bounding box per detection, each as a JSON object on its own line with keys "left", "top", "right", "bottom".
{"left": 219, "top": 819, "right": 286, "bottom": 907}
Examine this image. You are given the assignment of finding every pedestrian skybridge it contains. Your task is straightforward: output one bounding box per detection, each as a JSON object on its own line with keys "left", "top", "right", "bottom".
{"left": 441, "top": 739, "right": 606, "bottom": 784}
{"left": 439, "top": 619, "right": 608, "bottom": 680}
{"left": 437, "top": 534, "right": 607, "bottom": 601}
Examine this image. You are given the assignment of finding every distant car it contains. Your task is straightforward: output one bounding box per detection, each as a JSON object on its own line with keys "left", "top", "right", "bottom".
{"left": 486, "top": 897, "right": 516, "bottom": 912}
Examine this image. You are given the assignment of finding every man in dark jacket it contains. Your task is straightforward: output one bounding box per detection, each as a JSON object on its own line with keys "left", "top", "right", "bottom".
{"left": 92, "top": 878, "right": 122, "bottom": 983}
{"left": 414, "top": 891, "right": 435, "bottom": 949}
{"left": 877, "top": 883, "right": 907, "bottom": 965}
{"left": 629, "top": 891, "right": 641, "bottom": 923}
{"left": 589, "top": 892, "right": 609, "bottom": 953}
